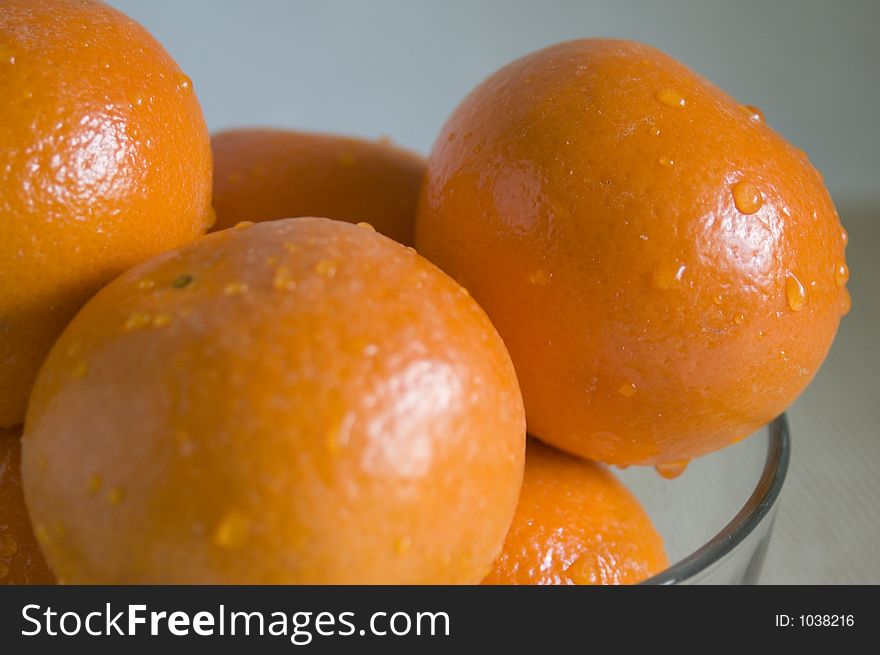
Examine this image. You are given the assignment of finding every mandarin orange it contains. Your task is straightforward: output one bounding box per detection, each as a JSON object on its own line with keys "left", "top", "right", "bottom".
{"left": 22, "top": 218, "right": 525, "bottom": 583}
{"left": 416, "top": 39, "right": 849, "bottom": 466}
{"left": 211, "top": 130, "right": 424, "bottom": 244}
{"left": 483, "top": 440, "right": 667, "bottom": 585}
{"left": 0, "top": 0, "right": 213, "bottom": 426}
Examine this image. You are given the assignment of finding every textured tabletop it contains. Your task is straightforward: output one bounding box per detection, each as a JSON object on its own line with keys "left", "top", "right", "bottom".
{"left": 761, "top": 212, "right": 880, "bottom": 584}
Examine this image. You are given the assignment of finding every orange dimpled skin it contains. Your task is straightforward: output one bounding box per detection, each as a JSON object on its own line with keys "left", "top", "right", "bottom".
{"left": 23, "top": 218, "right": 525, "bottom": 584}
{"left": 0, "top": 0, "right": 213, "bottom": 426}
{"left": 211, "top": 129, "right": 425, "bottom": 244}
{"left": 416, "top": 39, "right": 849, "bottom": 466}
{"left": 483, "top": 440, "right": 667, "bottom": 585}
{"left": 1, "top": 428, "right": 55, "bottom": 585}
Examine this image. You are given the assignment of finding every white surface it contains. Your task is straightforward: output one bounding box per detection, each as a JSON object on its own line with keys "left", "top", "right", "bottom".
{"left": 106, "top": 0, "right": 880, "bottom": 583}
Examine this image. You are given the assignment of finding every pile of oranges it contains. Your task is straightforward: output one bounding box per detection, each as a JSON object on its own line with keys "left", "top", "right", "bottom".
{"left": 1, "top": 1, "right": 848, "bottom": 585}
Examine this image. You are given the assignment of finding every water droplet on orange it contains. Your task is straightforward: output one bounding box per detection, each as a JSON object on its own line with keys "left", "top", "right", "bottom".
{"left": 72, "top": 361, "right": 89, "bottom": 379}
{"left": 651, "top": 261, "right": 686, "bottom": 290}
{"left": 733, "top": 311, "right": 746, "bottom": 325}
{"left": 273, "top": 266, "right": 296, "bottom": 291}
{"left": 175, "top": 72, "right": 193, "bottom": 95}
{"left": 394, "top": 536, "right": 413, "bottom": 556}
{"left": 356, "top": 222, "right": 375, "bottom": 231}
{"left": 840, "top": 227, "right": 849, "bottom": 247}
{"left": 151, "top": 313, "right": 172, "bottom": 328}
{"left": 325, "top": 412, "right": 355, "bottom": 456}
{"left": 529, "top": 269, "right": 552, "bottom": 285}
{"left": 618, "top": 382, "right": 637, "bottom": 398}
{"left": 0, "top": 43, "right": 16, "bottom": 65}
{"left": 566, "top": 554, "right": 599, "bottom": 585}
{"left": 658, "top": 155, "right": 674, "bottom": 167}
{"left": 785, "top": 273, "right": 807, "bottom": 311}
{"left": 107, "top": 487, "right": 125, "bottom": 505}
{"left": 655, "top": 460, "right": 689, "bottom": 479}
{"left": 656, "top": 88, "right": 686, "bottom": 108}
{"left": 835, "top": 262, "right": 849, "bottom": 287}
{"left": 213, "top": 511, "right": 251, "bottom": 549}
{"left": 86, "top": 474, "right": 103, "bottom": 494}
{"left": 124, "top": 312, "right": 153, "bottom": 331}
{"left": 35, "top": 525, "right": 50, "bottom": 545}
{"left": 739, "top": 104, "right": 764, "bottom": 122}
{"left": 223, "top": 281, "right": 249, "bottom": 296}
{"left": 840, "top": 288, "right": 851, "bottom": 316}
{"left": 315, "top": 259, "right": 338, "bottom": 278}
{"left": 648, "top": 125, "right": 661, "bottom": 137}
{"left": 233, "top": 220, "right": 254, "bottom": 231}
{"left": 732, "top": 180, "right": 763, "bottom": 214}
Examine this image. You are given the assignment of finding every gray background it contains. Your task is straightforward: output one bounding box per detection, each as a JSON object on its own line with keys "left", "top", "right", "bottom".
{"left": 109, "top": 0, "right": 880, "bottom": 208}
{"left": 107, "top": 0, "right": 880, "bottom": 584}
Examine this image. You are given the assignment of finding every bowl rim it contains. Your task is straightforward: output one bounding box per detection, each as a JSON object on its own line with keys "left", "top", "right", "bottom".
{"left": 641, "top": 414, "right": 791, "bottom": 584}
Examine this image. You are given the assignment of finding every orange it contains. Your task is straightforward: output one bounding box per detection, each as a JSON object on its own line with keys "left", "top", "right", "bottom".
{"left": 1, "top": 427, "right": 55, "bottom": 584}
{"left": 211, "top": 129, "right": 425, "bottom": 244}
{"left": 0, "top": 0, "right": 213, "bottom": 427}
{"left": 416, "top": 39, "right": 849, "bottom": 466}
{"left": 22, "top": 217, "right": 525, "bottom": 583}
{"left": 483, "top": 440, "right": 667, "bottom": 585}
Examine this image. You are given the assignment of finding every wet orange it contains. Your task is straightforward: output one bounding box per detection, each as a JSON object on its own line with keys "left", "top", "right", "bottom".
{"left": 22, "top": 218, "right": 525, "bottom": 584}
{"left": 212, "top": 130, "right": 425, "bottom": 244}
{"left": 0, "top": 0, "right": 213, "bottom": 426}
{"left": 483, "top": 440, "right": 667, "bottom": 585}
{"left": 1, "top": 428, "right": 55, "bottom": 584}
{"left": 416, "top": 39, "right": 848, "bottom": 466}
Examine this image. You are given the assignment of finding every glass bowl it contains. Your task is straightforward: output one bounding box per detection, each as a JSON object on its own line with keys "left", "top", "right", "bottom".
{"left": 615, "top": 414, "right": 790, "bottom": 584}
